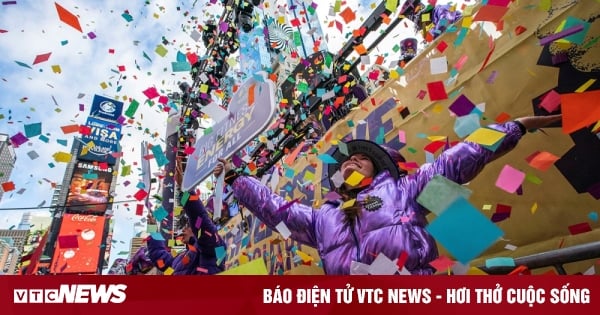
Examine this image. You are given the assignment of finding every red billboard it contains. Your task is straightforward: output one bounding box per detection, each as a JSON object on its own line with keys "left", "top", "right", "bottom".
{"left": 66, "top": 161, "right": 114, "bottom": 214}
{"left": 50, "top": 213, "right": 106, "bottom": 274}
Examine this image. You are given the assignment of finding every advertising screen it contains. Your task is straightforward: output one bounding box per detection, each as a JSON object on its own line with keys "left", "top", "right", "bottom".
{"left": 89, "top": 94, "right": 123, "bottom": 122}
{"left": 78, "top": 116, "right": 121, "bottom": 165}
{"left": 66, "top": 161, "right": 114, "bottom": 214}
{"left": 50, "top": 213, "right": 106, "bottom": 274}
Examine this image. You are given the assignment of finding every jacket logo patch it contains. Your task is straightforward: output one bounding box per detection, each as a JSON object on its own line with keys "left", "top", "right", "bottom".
{"left": 361, "top": 196, "right": 383, "bottom": 212}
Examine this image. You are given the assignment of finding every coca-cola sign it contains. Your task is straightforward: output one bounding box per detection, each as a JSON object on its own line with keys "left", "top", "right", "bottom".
{"left": 70, "top": 214, "right": 98, "bottom": 223}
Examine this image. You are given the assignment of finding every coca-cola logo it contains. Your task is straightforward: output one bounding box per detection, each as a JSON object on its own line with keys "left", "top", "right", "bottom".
{"left": 70, "top": 214, "right": 98, "bottom": 223}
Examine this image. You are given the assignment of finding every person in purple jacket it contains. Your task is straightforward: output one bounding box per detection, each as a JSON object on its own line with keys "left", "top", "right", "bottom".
{"left": 401, "top": 0, "right": 463, "bottom": 41}
{"left": 144, "top": 194, "right": 226, "bottom": 275}
{"left": 214, "top": 115, "right": 561, "bottom": 275}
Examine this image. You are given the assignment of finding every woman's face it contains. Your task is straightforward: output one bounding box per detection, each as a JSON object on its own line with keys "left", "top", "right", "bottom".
{"left": 340, "top": 153, "right": 375, "bottom": 186}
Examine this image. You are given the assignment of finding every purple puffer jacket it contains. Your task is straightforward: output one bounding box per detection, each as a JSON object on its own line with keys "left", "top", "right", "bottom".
{"left": 231, "top": 122, "right": 523, "bottom": 275}
{"left": 432, "top": 5, "right": 462, "bottom": 35}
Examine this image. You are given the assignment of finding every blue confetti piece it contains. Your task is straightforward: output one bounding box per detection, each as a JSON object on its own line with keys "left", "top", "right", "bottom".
{"left": 151, "top": 145, "right": 169, "bottom": 167}
{"left": 426, "top": 197, "right": 504, "bottom": 265}
{"left": 317, "top": 153, "right": 338, "bottom": 164}
{"left": 153, "top": 206, "right": 168, "bottom": 222}
{"left": 14, "top": 60, "right": 32, "bottom": 69}
{"left": 24, "top": 122, "right": 42, "bottom": 138}
{"left": 215, "top": 246, "right": 226, "bottom": 264}
{"left": 150, "top": 232, "right": 165, "bottom": 241}
{"left": 485, "top": 257, "right": 515, "bottom": 269}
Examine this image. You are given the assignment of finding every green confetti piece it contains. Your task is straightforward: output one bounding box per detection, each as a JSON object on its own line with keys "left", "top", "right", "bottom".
{"left": 125, "top": 99, "right": 140, "bottom": 118}
{"left": 525, "top": 173, "right": 543, "bottom": 185}
{"left": 155, "top": 44, "right": 168, "bottom": 57}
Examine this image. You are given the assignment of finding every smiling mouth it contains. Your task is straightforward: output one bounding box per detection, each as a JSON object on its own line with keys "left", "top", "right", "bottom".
{"left": 344, "top": 162, "right": 360, "bottom": 170}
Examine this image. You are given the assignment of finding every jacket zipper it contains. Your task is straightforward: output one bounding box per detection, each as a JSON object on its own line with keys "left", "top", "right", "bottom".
{"left": 350, "top": 218, "right": 361, "bottom": 262}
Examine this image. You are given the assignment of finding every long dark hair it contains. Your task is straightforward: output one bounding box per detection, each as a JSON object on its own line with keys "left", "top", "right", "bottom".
{"left": 336, "top": 184, "right": 366, "bottom": 226}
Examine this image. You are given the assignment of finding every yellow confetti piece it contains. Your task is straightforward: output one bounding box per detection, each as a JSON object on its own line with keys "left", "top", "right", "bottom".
{"left": 155, "top": 44, "right": 168, "bottom": 57}
{"left": 462, "top": 16, "right": 473, "bottom": 28}
{"left": 432, "top": 104, "right": 444, "bottom": 114}
{"left": 303, "top": 170, "right": 315, "bottom": 182}
{"left": 100, "top": 82, "right": 108, "bottom": 89}
{"left": 539, "top": 0, "right": 551, "bottom": 11}
{"left": 341, "top": 198, "right": 356, "bottom": 209}
{"left": 163, "top": 267, "right": 174, "bottom": 275}
{"left": 575, "top": 79, "right": 597, "bottom": 93}
{"left": 167, "top": 239, "right": 175, "bottom": 247}
{"left": 52, "top": 151, "right": 72, "bottom": 163}
{"left": 592, "top": 121, "right": 600, "bottom": 133}
{"left": 345, "top": 171, "right": 365, "bottom": 187}
{"left": 174, "top": 206, "right": 183, "bottom": 216}
{"left": 220, "top": 257, "right": 268, "bottom": 275}
{"left": 482, "top": 204, "right": 492, "bottom": 211}
{"left": 427, "top": 136, "right": 447, "bottom": 142}
{"left": 295, "top": 250, "right": 314, "bottom": 262}
{"left": 467, "top": 267, "right": 488, "bottom": 275}
{"left": 531, "top": 202, "right": 538, "bottom": 214}
{"left": 526, "top": 68, "right": 537, "bottom": 77}
{"left": 51, "top": 65, "right": 61, "bottom": 73}
{"left": 199, "top": 84, "right": 209, "bottom": 93}
{"left": 464, "top": 128, "right": 506, "bottom": 146}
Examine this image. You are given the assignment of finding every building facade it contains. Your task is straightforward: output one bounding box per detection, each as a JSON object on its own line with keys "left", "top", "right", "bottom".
{"left": 0, "top": 133, "right": 17, "bottom": 202}
{"left": 0, "top": 238, "right": 21, "bottom": 274}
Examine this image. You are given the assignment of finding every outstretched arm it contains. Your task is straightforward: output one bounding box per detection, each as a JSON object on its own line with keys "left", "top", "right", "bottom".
{"left": 515, "top": 114, "right": 562, "bottom": 132}
{"left": 406, "top": 115, "right": 562, "bottom": 196}
{"left": 183, "top": 196, "right": 225, "bottom": 250}
{"left": 214, "top": 160, "right": 319, "bottom": 248}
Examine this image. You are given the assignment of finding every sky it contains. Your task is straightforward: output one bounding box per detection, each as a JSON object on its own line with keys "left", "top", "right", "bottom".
{"left": 0, "top": 0, "right": 469, "bottom": 270}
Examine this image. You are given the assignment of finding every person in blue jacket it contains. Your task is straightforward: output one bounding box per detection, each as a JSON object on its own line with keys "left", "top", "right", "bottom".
{"left": 135, "top": 194, "right": 226, "bottom": 275}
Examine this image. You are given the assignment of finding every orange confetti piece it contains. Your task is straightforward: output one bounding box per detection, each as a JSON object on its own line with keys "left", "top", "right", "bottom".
{"left": 55, "top": 2, "right": 83, "bottom": 32}
{"left": 60, "top": 124, "right": 80, "bottom": 134}
{"left": 339, "top": 7, "right": 356, "bottom": 24}
{"left": 1, "top": 181, "right": 16, "bottom": 192}
{"left": 247, "top": 83, "right": 255, "bottom": 106}
{"left": 354, "top": 43, "right": 367, "bottom": 55}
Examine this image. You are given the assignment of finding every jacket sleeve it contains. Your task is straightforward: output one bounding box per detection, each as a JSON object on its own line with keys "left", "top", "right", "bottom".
{"left": 184, "top": 197, "right": 225, "bottom": 254}
{"left": 432, "top": 4, "right": 462, "bottom": 36}
{"left": 171, "top": 236, "right": 200, "bottom": 274}
{"left": 146, "top": 238, "right": 174, "bottom": 272}
{"left": 406, "top": 121, "right": 523, "bottom": 198}
{"left": 231, "top": 175, "right": 319, "bottom": 248}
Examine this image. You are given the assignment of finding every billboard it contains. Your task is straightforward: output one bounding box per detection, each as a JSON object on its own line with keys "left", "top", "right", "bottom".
{"left": 218, "top": 209, "right": 323, "bottom": 275}
{"left": 181, "top": 72, "right": 277, "bottom": 191}
{"left": 89, "top": 94, "right": 123, "bottom": 122}
{"left": 66, "top": 161, "right": 114, "bottom": 214}
{"left": 50, "top": 214, "right": 106, "bottom": 274}
{"left": 78, "top": 116, "right": 122, "bottom": 165}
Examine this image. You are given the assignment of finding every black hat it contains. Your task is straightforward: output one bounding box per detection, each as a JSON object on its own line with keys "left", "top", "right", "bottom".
{"left": 328, "top": 140, "right": 403, "bottom": 188}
